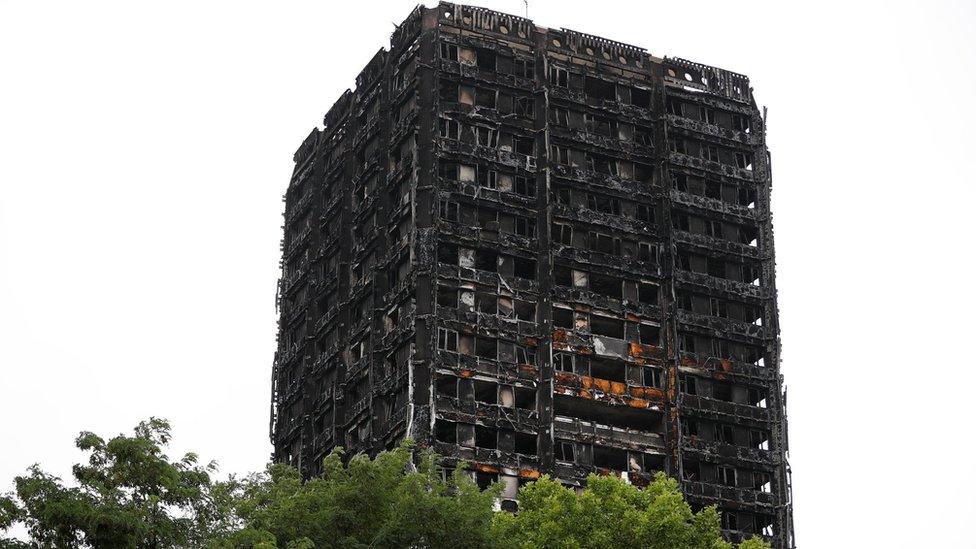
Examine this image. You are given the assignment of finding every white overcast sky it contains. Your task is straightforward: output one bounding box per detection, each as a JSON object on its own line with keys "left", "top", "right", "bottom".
{"left": 1, "top": 1, "right": 974, "bottom": 546}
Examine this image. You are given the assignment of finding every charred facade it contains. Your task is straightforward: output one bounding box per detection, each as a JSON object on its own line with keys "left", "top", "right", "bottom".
{"left": 270, "top": 3, "right": 792, "bottom": 547}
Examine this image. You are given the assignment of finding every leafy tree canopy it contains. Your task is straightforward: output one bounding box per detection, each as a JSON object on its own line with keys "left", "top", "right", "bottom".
{"left": 0, "top": 418, "right": 227, "bottom": 548}
{"left": 1, "top": 419, "right": 770, "bottom": 549}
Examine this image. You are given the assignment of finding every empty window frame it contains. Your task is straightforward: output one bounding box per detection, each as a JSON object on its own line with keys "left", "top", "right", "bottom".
{"left": 588, "top": 272, "right": 621, "bottom": 299}
{"left": 750, "top": 429, "right": 770, "bottom": 450}
{"left": 514, "top": 175, "right": 535, "bottom": 197}
{"left": 475, "top": 337, "right": 497, "bottom": 360}
{"left": 475, "top": 126, "right": 499, "bottom": 148}
{"left": 587, "top": 193, "right": 620, "bottom": 214}
{"left": 514, "top": 217, "right": 537, "bottom": 238}
{"left": 474, "top": 249, "right": 498, "bottom": 271}
{"left": 638, "top": 282, "right": 658, "bottom": 304}
{"left": 715, "top": 423, "right": 735, "bottom": 444}
{"left": 639, "top": 324, "right": 660, "bottom": 345}
{"left": 642, "top": 366, "right": 663, "bottom": 388}
{"left": 476, "top": 48, "right": 496, "bottom": 71}
{"left": 550, "top": 145, "right": 571, "bottom": 165}
{"left": 513, "top": 257, "right": 536, "bottom": 279}
{"left": 437, "top": 328, "right": 458, "bottom": 351}
{"left": 553, "top": 308, "right": 574, "bottom": 329}
{"left": 721, "top": 512, "right": 739, "bottom": 531}
{"left": 553, "top": 352, "right": 575, "bottom": 373}
{"left": 590, "top": 315, "right": 624, "bottom": 339}
{"left": 435, "top": 419, "right": 457, "bottom": 443}
{"left": 514, "top": 300, "right": 535, "bottom": 321}
{"left": 515, "top": 345, "right": 536, "bottom": 365}
{"left": 548, "top": 65, "right": 568, "bottom": 87}
{"left": 438, "top": 200, "right": 459, "bottom": 222}
{"left": 477, "top": 168, "right": 497, "bottom": 189}
{"left": 514, "top": 432, "right": 537, "bottom": 455}
{"left": 550, "top": 107, "right": 569, "bottom": 126}
{"left": 514, "top": 136, "right": 534, "bottom": 156}
{"left": 437, "top": 242, "right": 458, "bottom": 265}
{"left": 511, "top": 57, "right": 534, "bottom": 79}
{"left": 717, "top": 465, "right": 737, "bottom": 487}
{"left": 553, "top": 222, "right": 573, "bottom": 245}
{"left": 436, "top": 376, "right": 458, "bottom": 398}
{"left": 438, "top": 117, "right": 460, "bottom": 139}
{"left": 473, "top": 379, "right": 497, "bottom": 404}
{"left": 439, "top": 42, "right": 458, "bottom": 61}
{"left": 475, "top": 87, "right": 497, "bottom": 109}
{"left": 554, "top": 439, "right": 575, "bottom": 462}
{"left": 592, "top": 445, "right": 627, "bottom": 470}
{"left": 475, "top": 425, "right": 498, "bottom": 449}
{"left": 515, "top": 387, "right": 536, "bottom": 409}
{"left": 589, "top": 357, "right": 626, "bottom": 383}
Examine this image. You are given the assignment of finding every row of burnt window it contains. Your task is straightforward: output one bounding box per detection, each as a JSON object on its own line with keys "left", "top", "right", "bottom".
{"left": 678, "top": 291, "right": 763, "bottom": 325}
{"left": 439, "top": 162, "right": 536, "bottom": 196}
{"left": 553, "top": 438, "right": 663, "bottom": 473}
{"left": 553, "top": 266, "right": 658, "bottom": 304}
{"left": 437, "top": 235, "right": 659, "bottom": 280}
{"left": 669, "top": 136, "right": 754, "bottom": 171}
{"left": 678, "top": 374, "right": 768, "bottom": 409}
{"left": 553, "top": 352, "right": 663, "bottom": 389}
{"left": 549, "top": 106, "right": 654, "bottom": 146}
{"left": 552, "top": 307, "right": 660, "bottom": 345}
{"left": 554, "top": 220, "right": 660, "bottom": 263}
{"left": 436, "top": 375, "right": 537, "bottom": 410}
{"left": 678, "top": 333, "right": 765, "bottom": 366}
{"left": 547, "top": 65, "right": 653, "bottom": 109}
{"left": 436, "top": 284, "right": 536, "bottom": 321}
{"left": 549, "top": 107, "right": 654, "bottom": 147}
{"left": 718, "top": 510, "right": 774, "bottom": 537}
{"left": 673, "top": 211, "right": 759, "bottom": 247}
{"left": 435, "top": 328, "right": 536, "bottom": 366}
{"left": 667, "top": 97, "right": 752, "bottom": 134}
{"left": 550, "top": 347, "right": 769, "bottom": 411}
{"left": 435, "top": 419, "right": 538, "bottom": 456}
{"left": 676, "top": 249, "right": 761, "bottom": 286}
{"left": 437, "top": 202, "right": 658, "bottom": 261}
{"left": 439, "top": 199, "right": 539, "bottom": 238}
{"left": 550, "top": 144, "right": 654, "bottom": 182}
{"left": 438, "top": 116, "right": 535, "bottom": 155}
{"left": 439, "top": 40, "right": 655, "bottom": 114}
{"left": 671, "top": 171, "right": 759, "bottom": 210}
{"left": 434, "top": 276, "right": 657, "bottom": 331}
{"left": 438, "top": 81, "right": 534, "bottom": 119}
{"left": 436, "top": 242, "right": 537, "bottom": 279}
{"left": 552, "top": 184, "right": 653, "bottom": 221}
{"left": 683, "top": 458, "right": 772, "bottom": 493}
{"left": 435, "top": 417, "right": 664, "bottom": 476}
{"left": 439, "top": 41, "right": 535, "bottom": 80}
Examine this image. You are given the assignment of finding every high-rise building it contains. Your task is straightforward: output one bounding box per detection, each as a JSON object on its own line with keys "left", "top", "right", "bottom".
{"left": 270, "top": 3, "right": 793, "bottom": 546}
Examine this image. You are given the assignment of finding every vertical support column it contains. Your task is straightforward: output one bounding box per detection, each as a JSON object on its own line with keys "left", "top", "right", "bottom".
{"left": 533, "top": 26, "right": 554, "bottom": 473}
{"left": 334, "top": 103, "right": 357, "bottom": 458}
{"left": 657, "top": 76, "right": 682, "bottom": 480}
{"left": 367, "top": 55, "right": 392, "bottom": 457}
{"left": 298, "top": 144, "right": 325, "bottom": 473}
{"left": 754, "top": 109, "right": 793, "bottom": 548}
{"left": 409, "top": 11, "right": 440, "bottom": 447}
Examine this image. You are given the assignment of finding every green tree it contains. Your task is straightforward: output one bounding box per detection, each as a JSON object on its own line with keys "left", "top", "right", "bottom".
{"left": 490, "top": 472, "right": 769, "bottom": 549}
{"left": 210, "top": 444, "right": 499, "bottom": 549}
{"left": 0, "top": 418, "right": 227, "bottom": 548}
{"left": 2, "top": 419, "right": 770, "bottom": 549}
